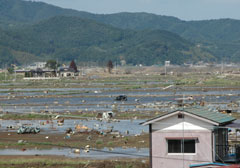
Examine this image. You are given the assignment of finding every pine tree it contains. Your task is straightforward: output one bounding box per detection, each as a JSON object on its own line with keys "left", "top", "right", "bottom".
{"left": 69, "top": 60, "right": 78, "bottom": 72}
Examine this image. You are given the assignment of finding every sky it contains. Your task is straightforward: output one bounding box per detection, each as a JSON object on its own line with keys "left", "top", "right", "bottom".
{"left": 33, "top": 0, "right": 240, "bottom": 21}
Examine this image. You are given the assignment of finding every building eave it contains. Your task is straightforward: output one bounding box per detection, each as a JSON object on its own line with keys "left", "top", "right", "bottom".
{"left": 141, "top": 110, "right": 221, "bottom": 126}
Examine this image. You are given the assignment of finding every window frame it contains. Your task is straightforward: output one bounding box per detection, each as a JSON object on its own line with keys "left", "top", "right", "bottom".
{"left": 166, "top": 138, "right": 197, "bottom": 155}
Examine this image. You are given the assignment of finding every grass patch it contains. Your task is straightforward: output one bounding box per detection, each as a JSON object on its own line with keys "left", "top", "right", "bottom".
{"left": 96, "top": 139, "right": 103, "bottom": 145}
{"left": 1, "top": 113, "right": 51, "bottom": 120}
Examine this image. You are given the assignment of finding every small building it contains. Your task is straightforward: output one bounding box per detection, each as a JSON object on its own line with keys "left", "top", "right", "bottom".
{"left": 26, "top": 62, "right": 47, "bottom": 70}
{"left": 58, "top": 67, "right": 76, "bottom": 77}
{"left": 141, "top": 107, "right": 240, "bottom": 168}
{"left": 58, "top": 60, "right": 79, "bottom": 77}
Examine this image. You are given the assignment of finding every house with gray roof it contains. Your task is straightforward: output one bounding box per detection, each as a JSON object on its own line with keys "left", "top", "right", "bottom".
{"left": 141, "top": 107, "right": 240, "bottom": 168}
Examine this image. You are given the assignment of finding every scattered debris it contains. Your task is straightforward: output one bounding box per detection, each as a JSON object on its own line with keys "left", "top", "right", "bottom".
{"left": 57, "top": 118, "right": 64, "bottom": 126}
{"left": 84, "top": 145, "right": 90, "bottom": 153}
{"left": 86, "top": 135, "right": 92, "bottom": 141}
{"left": 73, "top": 149, "right": 80, "bottom": 153}
{"left": 6, "top": 125, "right": 15, "bottom": 129}
{"left": 65, "top": 128, "right": 73, "bottom": 134}
{"left": 102, "top": 111, "right": 114, "bottom": 120}
{"left": 115, "top": 95, "right": 127, "bottom": 101}
{"left": 75, "top": 124, "right": 89, "bottom": 132}
{"left": 17, "top": 126, "right": 40, "bottom": 134}
{"left": 18, "top": 140, "right": 24, "bottom": 144}
{"left": 162, "top": 85, "right": 174, "bottom": 90}
{"left": 65, "top": 133, "right": 71, "bottom": 139}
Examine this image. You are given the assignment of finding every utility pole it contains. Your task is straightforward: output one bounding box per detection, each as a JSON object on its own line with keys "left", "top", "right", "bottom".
{"left": 14, "top": 65, "right": 16, "bottom": 81}
{"left": 165, "top": 61, "right": 170, "bottom": 77}
{"left": 4, "top": 64, "right": 7, "bottom": 81}
{"left": 221, "top": 61, "right": 224, "bottom": 74}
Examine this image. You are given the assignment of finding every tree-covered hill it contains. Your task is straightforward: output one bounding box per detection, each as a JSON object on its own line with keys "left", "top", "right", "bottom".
{"left": 0, "top": 0, "right": 239, "bottom": 65}
{"left": 0, "top": 16, "right": 214, "bottom": 66}
{"left": 0, "top": 0, "right": 92, "bottom": 28}
{"left": 1, "top": 0, "right": 240, "bottom": 44}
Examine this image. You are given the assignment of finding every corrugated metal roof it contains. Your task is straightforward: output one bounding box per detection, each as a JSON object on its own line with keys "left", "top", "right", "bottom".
{"left": 141, "top": 106, "right": 235, "bottom": 126}
{"left": 184, "top": 107, "right": 235, "bottom": 125}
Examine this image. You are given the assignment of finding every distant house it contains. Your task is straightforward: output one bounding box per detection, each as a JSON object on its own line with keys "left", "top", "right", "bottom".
{"left": 58, "top": 60, "right": 79, "bottom": 77}
{"left": 16, "top": 68, "right": 56, "bottom": 78}
{"left": 141, "top": 107, "right": 240, "bottom": 168}
{"left": 26, "top": 62, "right": 46, "bottom": 70}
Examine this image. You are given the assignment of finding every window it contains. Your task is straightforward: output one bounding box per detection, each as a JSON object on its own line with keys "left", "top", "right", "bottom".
{"left": 178, "top": 113, "right": 184, "bottom": 119}
{"left": 168, "top": 139, "right": 195, "bottom": 153}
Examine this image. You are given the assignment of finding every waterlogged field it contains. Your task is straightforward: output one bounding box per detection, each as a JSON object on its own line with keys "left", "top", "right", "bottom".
{"left": 0, "top": 67, "right": 240, "bottom": 167}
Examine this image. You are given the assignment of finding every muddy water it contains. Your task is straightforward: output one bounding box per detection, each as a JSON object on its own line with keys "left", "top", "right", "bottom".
{"left": 0, "top": 147, "right": 149, "bottom": 159}
{"left": 1, "top": 87, "right": 240, "bottom": 114}
{"left": 0, "top": 119, "right": 148, "bottom": 135}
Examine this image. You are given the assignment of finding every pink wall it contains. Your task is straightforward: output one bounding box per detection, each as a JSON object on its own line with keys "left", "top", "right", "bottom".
{"left": 151, "top": 130, "right": 213, "bottom": 168}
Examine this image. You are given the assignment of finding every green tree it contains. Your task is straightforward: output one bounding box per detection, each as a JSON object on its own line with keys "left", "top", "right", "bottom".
{"left": 45, "top": 60, "right": 59, "bottom": 70}
{"left": 7, "top": 67, "right": 14, "bottom": 74}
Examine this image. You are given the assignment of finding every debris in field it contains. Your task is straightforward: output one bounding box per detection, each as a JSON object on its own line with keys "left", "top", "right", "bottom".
{"left": 108, "top": 147, "right": 114, "bottom": 151}
{"left": 135, "top": 99, "right": 139, "bottom": 102}
{"left": 58, "top": 122, "right": 63, "bottom": 126}
{"left": 73, "top": 149, "right": 80, "bottom": 153}
{"left": 115, "top": 95, "right": 127, "bottom": 101}
{"left": 6, "top": 125, "right": 15, "bottom": 129}
{"left": 18, "top": 140, "right": 24, "bottom": 144}
{"left": 84, "top": 149, "right": 89, "bottom": 153}
{"left": 57, "top": 118, "right": 64, "bottom": 126}
{"left": 102, "top": 111, "right": 114, "bottom": 120}
{"left": 84, "top": 145, "right": 90, "bottom": 153}
{"left": 65, "top": 134, "right": 71, "bottom": 139}
{"left": 162, "top": 85, "right": 174, "bottom": 90}
{"left": 86, "top": 135, "right": 92, "bottom": 141}
{"left": 200, "top": 101, "right": 205, "bottom": 106}
{"left": 17, "top": 126, "right": 40, "bottom": 134}
{"left": 75, "top": 124, "right": 89, "bottom": 132}
{"left": 65, "top": 128, "right": 73, "bottom": 134}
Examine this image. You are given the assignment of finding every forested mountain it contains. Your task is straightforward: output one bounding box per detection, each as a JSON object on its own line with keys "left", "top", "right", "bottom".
{"left": 1, "top": 0, "right": 240, "bottom": 44}
{"left": 0, "top": 0, "right": 91, "bottom": 28}
{"left": 0, "top": 0, "right": 239, "bottom": 66}
{"left": 0, "top": 16, "right": 213, "bottom": 66}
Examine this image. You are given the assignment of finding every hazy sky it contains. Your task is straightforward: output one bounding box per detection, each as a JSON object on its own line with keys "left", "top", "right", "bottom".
{"left": 34, "top": 0, "right": 240, "bottom": 20}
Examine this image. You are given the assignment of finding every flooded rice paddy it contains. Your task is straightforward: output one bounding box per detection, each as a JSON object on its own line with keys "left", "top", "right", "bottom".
{"left": 0, "top": 86, "right": 240, "bottom": 113}
{"left": 0, "top": 147, "right": 149, "bottom": 159}
{"left": 0, "top": 119, "right": 147, "bottom": 135}
{"left": 0, "top": 83, "right": 240, "bottom": 158}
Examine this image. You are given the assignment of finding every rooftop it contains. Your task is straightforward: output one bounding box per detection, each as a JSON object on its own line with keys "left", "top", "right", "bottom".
{"left": 141, "top": 106, "right": 236, "bottom": 126}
